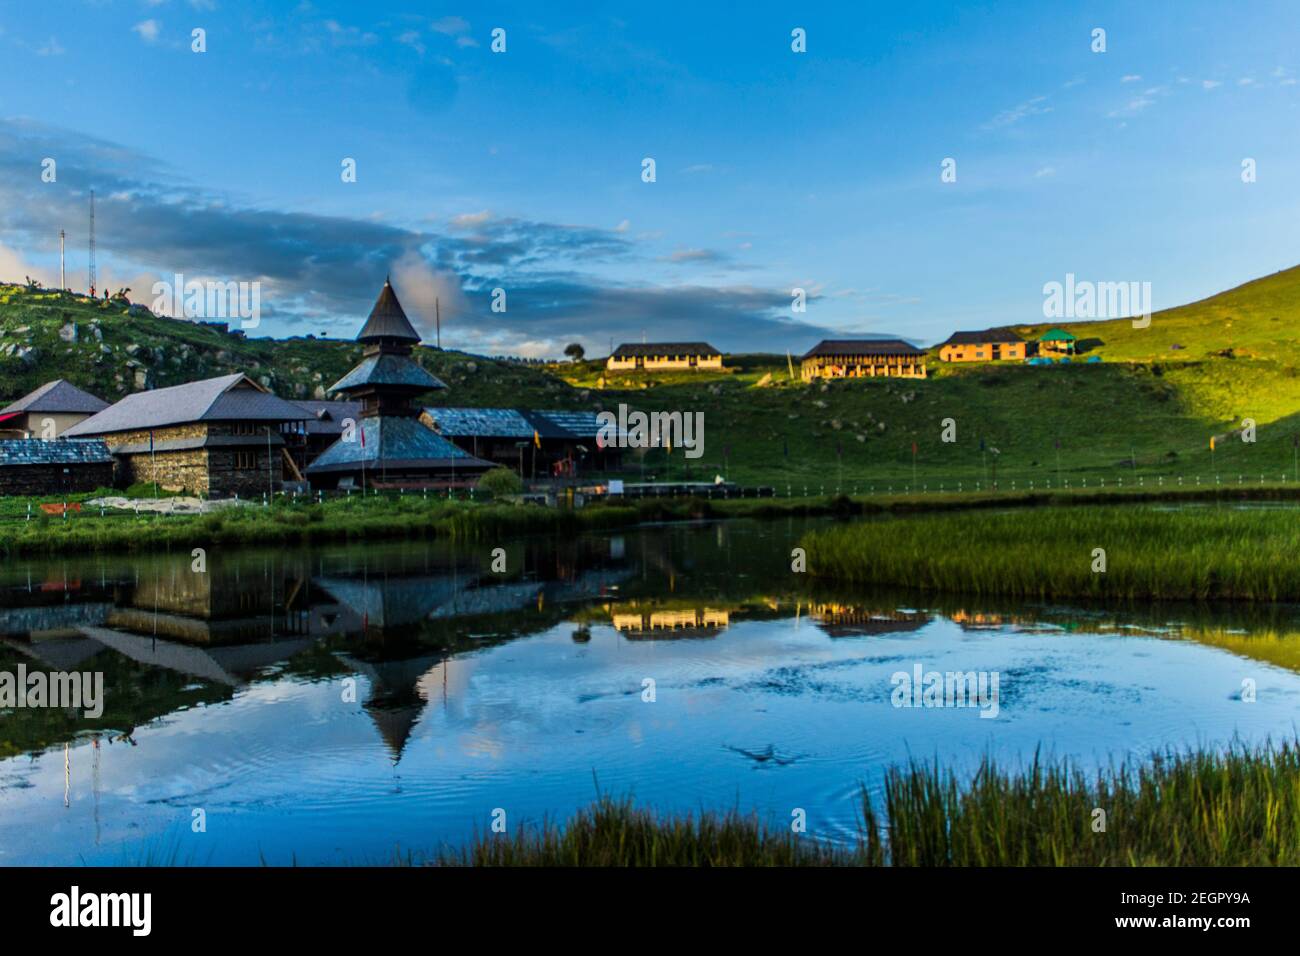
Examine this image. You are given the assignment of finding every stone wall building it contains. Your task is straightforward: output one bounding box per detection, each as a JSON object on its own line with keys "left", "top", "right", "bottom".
{"left": 64, "top": 373, "right": 309, "bottom": 497}
{"left": 0, "top": 380, "right": 110, "bottom": 439}
{"left": 0, "top": 439, "right": 114, "bottom": 495}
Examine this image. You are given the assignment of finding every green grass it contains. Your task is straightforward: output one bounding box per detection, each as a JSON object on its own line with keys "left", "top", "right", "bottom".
{"left": 427, "top": 742, "right": 1300, "bottom": 866}
{"left": 802, "top": 503, "right": 1300, "bottom": 601}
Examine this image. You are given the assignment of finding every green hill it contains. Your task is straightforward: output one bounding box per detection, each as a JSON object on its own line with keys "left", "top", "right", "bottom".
{"left": 6, "top": 265, "right": 1300, "bottom": 490}
{"left": 0, "top": 282, "right": 582, "bottom": 409}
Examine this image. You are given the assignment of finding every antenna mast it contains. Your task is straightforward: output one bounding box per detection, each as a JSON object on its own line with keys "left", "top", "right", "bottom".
{"left": 435, "top": 297, "right": 441, "bottom": 349}
{"left": 59, "top": 229, "right": 65, "bottom": 291}
{"left": 87, "top": 190, "right": 96, "bottom": 295}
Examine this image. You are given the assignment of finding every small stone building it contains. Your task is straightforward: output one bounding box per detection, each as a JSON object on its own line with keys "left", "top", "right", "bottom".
{"left": 800, "top": 339, "right": 928, "bottom": 380}
{"left": 0, "top": 439, "right": 114, "bottom": 496}
{"left": 0, "top": 380, "right": 110, "bottom": 439}
{"left": 63, "top": 373, "right": 309, "bottom": 497}
{"left": 606, "top": 343, "right": 723, "bottom": 372}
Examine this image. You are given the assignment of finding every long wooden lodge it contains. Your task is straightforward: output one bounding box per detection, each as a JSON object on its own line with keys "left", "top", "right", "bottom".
{"left": 800, "top": 339, "right": 928, "bottom": 380}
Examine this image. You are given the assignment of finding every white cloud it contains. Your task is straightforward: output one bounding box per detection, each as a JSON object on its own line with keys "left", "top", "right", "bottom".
{"left": 982, "top": 95, "right": 1051, "bottom": 130}
{"left": 449, "top": 210, "right": 492, "bottom": 229}
{"left": 1202, "top": 79, "right": 1222, "bottom": 89}
{"left": 1121, "top": 74, "right": 1142, "bottom": 83}
{"left": 36, "top": 37, "right": 64, "bottom": 56}
{"left": 431, "top": 16, "right": 470, "bottom": 35}
{"left": 398, "top": 30, "right": 425, "bottom": 55}
{"left": 132, "top": 19, "right": 161, "bottom": 43}
{"left": 1034, "top": 166, "right": 1056, "bottom": 178}
{"left": 614, "top": 219, "right": 630, "bottom": 233}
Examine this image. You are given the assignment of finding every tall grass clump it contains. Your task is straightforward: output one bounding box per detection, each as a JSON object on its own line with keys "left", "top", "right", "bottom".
{"left": 435, "top": 795, "right": 877, "bottom": 867}
{"left": 802, "top": 504, "right": 1300, "bottom": 601}
{"left": 880, "top": 742, "right": 1300, "bottom": 866}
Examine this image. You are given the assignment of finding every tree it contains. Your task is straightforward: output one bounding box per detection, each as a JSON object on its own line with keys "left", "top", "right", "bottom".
{"left": 564, "top": 342, "right": 586, "bottom": 362}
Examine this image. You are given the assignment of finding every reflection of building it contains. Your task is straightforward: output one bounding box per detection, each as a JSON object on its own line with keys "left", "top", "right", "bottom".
{"left": 809, "top": 603, "right": 929, "bottom": 638}
{"left": 800, "top": 340, "right": 927, "bottom": 380}
{"left": 611, "top": 606, "right": 730, "bottom": 639}
{"left": 949, "top": 609, "right": 1007, "bottom": 630}
{"left": 0, "top": 380, "right": 109, "bottom": 438}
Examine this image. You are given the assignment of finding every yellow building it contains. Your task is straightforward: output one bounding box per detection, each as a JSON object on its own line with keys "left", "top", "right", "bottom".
{"left": 606, "top": 342, "right": 723, "bottom": 372}
{"left": 800, "top": 339, "right": 927, "bottom": 380}
{"left": 937, "top": 329, "right": 1027, "bottom": 363}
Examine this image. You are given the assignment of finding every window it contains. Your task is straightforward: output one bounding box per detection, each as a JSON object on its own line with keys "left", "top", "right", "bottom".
{"left": 235, "top": 451, "right": 257, "bottom": 469}
{"left": 233, "top": 423, "right": 259, "bottom": 437}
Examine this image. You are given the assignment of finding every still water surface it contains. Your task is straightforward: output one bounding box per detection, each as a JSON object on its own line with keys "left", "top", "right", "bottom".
{"left": 2, "top": 517, "right": 1299, "bottom": 864}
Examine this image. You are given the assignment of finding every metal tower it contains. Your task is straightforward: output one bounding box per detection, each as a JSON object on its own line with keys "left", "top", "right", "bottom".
{"left": 88, "top": 190, "right": 96, "bottom": 295}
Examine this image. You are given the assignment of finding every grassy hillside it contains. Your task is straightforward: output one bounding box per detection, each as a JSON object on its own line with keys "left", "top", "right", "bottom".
{"left": 8, "top": 265, "right": 1300, "bottom": 489}
{"left": 0, "top": 282, "right": 581, "bottom": 407}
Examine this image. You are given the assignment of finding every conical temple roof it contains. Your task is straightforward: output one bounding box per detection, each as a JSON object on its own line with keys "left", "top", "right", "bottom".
{"left": 357, "top": 278, "right": 422, "bottom": 344}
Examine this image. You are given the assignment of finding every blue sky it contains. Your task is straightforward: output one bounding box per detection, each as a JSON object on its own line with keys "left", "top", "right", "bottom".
{"left": 2, "top": 0, "right": 1299, "bottom": 355}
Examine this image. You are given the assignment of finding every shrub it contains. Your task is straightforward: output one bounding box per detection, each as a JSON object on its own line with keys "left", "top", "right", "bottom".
{"left": 476, "top": 467, "right": 524, "bottom": 499}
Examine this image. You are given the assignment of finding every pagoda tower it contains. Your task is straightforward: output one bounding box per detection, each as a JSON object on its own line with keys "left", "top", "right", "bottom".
{"left": 305, "top": 279, "right": 492, "bottom": 488}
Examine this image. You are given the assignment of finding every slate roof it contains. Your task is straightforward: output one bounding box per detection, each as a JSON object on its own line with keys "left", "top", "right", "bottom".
{"left": 328, "top": 353, "right": 446, "bottom": 394}
{"left": 939, "top": 329, "right": 1024, "bottom": 346}
{"left": 424, "top": 407, "right": 605, "bottom": 441}
{"left": 526, "top": 409, "right": 603, "bottom": 440}
{"left": 357, "top": 279, "right": 422, "bottom": 344}
{"left": 292, "top": 400, "right": 365, "bottom": 435}
{"left": 305, "top": 416, "right": 493, "bottom": 475}
{"left": 800, "top": 339, "right": 925, "bottom": 360}
{"left": 0, "top": 380, "right": 110, "bottom": 416}
{"left": 0, "top": 438, "right": 113, "bottom": 467}
{"left": 64, "top": 374, "right": 309, "bottom": 437}
{"left": 611, "top": 342, "right": 721, "bottom": 358}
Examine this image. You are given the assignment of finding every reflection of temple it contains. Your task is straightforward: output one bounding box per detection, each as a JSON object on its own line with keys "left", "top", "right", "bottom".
{"left": 808, "top": 602, "right": 930, "bottom": 638}
{"left": 610, "top": 606, "right": 730, "bottom": 639}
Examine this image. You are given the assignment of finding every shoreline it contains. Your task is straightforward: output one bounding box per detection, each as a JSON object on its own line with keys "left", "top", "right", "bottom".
{"left": 5, "top": 482, "right": 1300, "bottom": 558}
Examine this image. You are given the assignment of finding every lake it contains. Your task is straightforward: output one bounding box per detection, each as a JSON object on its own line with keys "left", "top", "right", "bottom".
{"left": 2, "top": 516, "right": 1299, "bottom": 865}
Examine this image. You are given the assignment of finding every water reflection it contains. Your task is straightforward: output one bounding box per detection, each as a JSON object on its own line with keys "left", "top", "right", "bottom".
{"left": 3, "top": 517, "right": 1300, "bottom": 864}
